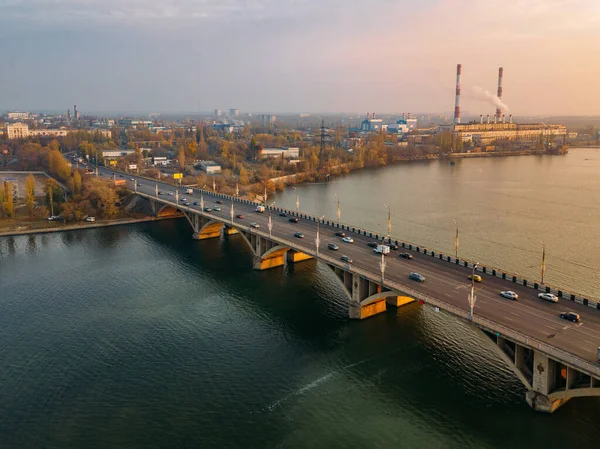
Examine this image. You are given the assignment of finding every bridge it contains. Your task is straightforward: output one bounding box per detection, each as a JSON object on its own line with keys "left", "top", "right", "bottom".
{"left": 97, "top": 165, "right": 600, "bottom": 413}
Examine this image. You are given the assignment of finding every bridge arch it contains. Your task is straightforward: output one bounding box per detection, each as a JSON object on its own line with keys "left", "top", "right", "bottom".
{"left": 157, "top": 204, "right": 180, "bottom": 217}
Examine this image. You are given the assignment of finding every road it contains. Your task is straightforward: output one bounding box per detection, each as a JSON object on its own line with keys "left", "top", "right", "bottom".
{"left": 93, "top": 165, "right": 600, "bottom": 367}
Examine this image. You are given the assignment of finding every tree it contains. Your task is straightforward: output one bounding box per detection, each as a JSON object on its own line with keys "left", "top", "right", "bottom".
{"left": 178, "top": 146, "right": 186, "bottom": 170}
{"left": 25, "top": 173, "right": 36, "bottom": 217}
{"left": 73, "top": 170, "right": 82, "bottom": 196}
{"left": 3, "top": 183, "right": 14, "bottom": 217}
{"left": 238, "top": 166, "right": 249, "bottom": 185}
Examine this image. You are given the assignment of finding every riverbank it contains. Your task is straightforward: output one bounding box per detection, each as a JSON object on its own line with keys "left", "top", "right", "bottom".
{"left": 0, "top": 215, "right": 181, "bottom": 238}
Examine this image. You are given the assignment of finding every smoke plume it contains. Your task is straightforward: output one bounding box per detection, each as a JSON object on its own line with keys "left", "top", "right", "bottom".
{"left": 470, "top": 86, "right": 510, "bottom": 114}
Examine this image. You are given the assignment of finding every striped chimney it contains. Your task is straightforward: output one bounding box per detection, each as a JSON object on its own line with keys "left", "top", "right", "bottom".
{"left": 496, "top": 67, "right": 504, "bottom": 119}
{"left": 454, "top": 64, "right": 462, "bottom": 124}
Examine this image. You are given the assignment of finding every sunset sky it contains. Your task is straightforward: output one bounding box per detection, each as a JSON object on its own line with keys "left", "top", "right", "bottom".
{"left": 2, "top": 0, "right": 599, "bottom": 115}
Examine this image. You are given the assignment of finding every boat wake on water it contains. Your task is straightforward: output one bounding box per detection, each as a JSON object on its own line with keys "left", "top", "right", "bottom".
{"left": 266, "top": 348, "right": 403, "bottom": 411}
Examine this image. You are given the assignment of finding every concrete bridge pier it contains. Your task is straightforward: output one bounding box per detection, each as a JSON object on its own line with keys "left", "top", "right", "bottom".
{"left": 485, "top": 332, "right": 600, "bottom": 413}
{"left": 327, "top": 266, "right": 415, "bottom": 319}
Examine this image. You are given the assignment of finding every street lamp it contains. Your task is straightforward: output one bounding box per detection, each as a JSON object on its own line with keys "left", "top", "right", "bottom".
{"left": 335, "top": 193, "right": 341, "bottom": 225}
{"left": 468, "top": 263, "right": 479, "bottom": 320}
{"left": 155, "top": 183, "right": 158, "bottom": 198}
{"left": 315, "top": 215, "right": 324, "bottom": 256}
{"left": 541, "top": 242, "right": 546, "bottom": 285}
{"left": 268, "top": 202, "right": 275, "bottom": 238}
{"left": 261, "top": 180, "right": 267, "bottom": 204}
{"left": 453, "top": 220, "right": 459, "bottom": 259}
{"left": 293, "top": 187, "right": 299, "bottom": 216}
{"left": 230, "top": 199, "right": 234, "bottom": 224}
{"left": 380, "top": 251, "right": 386, "bottom": 284}
{"left": 384, "top": 204, "right": 391, "bottom": 244}
{"left": 213, "top": 177, "right": 216, "bottom": 193}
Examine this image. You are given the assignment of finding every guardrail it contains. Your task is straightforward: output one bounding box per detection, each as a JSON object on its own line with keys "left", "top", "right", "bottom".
{"left": 137, "top": 190, "right": 600, "bottom": 378}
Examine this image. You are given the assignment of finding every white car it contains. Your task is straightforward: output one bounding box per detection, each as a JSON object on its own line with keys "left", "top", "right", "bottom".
{"left": 167, "top": 192, "right": 173, "bottom": 196}
{"left": 85, "top": 216, "right": 96, "bottom": 222}
{"left": 342, "top": 237, "right": 354, "bottom": 243}
{"left": 250, "top": 222, "right": 260, "bottom": 228}
{"left": 538, "top": 292, "right": 559, "bottom": 303}
{"left": 500, "top": 291, "right": 519, "bottom": 301}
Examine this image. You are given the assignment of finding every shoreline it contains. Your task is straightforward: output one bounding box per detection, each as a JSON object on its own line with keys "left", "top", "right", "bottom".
{"left": 0, "top": 215, "right": 181, "bottom": 238}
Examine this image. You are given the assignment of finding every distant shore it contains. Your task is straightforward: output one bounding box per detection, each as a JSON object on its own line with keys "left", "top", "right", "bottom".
{"left": 0, "top": 215, "right": 180, "bottom": 238}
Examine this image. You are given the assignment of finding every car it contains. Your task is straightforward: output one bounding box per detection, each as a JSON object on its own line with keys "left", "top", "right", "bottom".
{"left": 399, "top": 253, "right": 413, "bottom": 260}
{"left": 279, "top": 212, "right": 287, "bottom": 217}
{"left": 289, "top": 217, "right": 299, "bottom": 223}
{"left": 204, "top": 207, "right": 212, "bottom": 212}
{"left": 328, "top": 243, "right": 339, "bottom": 251}
{"left": 184, "top": 202, "right": 190, "bottom": 206}
{"left": 136, "top": 182, "right": 142, "bottom": 186}
{"left": 340, "top": 255, "right": 353, "bottom": 263}
{"left": 250, "top": 222, "right": 260, "bottom": 228}
{"left": 342, "top": 237, "right": 354, "bottom": 243}
{"left": 216, "top": 200, "right": 223, "bottom": 204}
{"left": 130, "top": 178, "right": 134, "bottom": 181}
{"left": 158, "top": 191, "right": 163, "bottom": 195}
{"left": 500, "top": 291, "right": 519, "bottom": 301}
{"left": 559, "top": 312, "right": 580, "bottom": 323}
{"left": 47, "top": 215, "right": 60, "bottom": 221}
{"left": 193, "top": 201, "right": 199, "bottom": 206}
{"left": 335, "top": 231, "right": 346, "bottom": 237}
{"left": 468, "top": 274, "right": 482, "bottom": 283}
{"left": 85, "top": 216, "right": 96, "bottom": 222}
{"left": 236, "top": 214, "right": 244, "bottom": 219}
{"left": 409, "top": 272, "right": 425, "bottom": 282}
{"left": 389, "top": 244, "right": 399, "bottom": 250}
{"left": 294, "top": 232, "right": 304, "bottom": 238}
{"left": 367, "top": 242, "right": 378, "bottom": 248}
{"left": 119, "top": 174, "right": 124, "bottom": 178}
{"left": 167, "top": 192, "right": 173, "bottom": 196}
{"left": 180, "top": 198, "right": 187, "bottom": 203}
{"left": 214, "top": 206, "right": 221, "bottom": 211}
{"left": 538, "top": 293, "right": 559, "bottom": 303}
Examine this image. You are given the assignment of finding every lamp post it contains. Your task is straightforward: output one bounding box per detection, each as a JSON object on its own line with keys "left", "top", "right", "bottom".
{"left": 230, "top": 199, "right": 234, "bottom": 224}
{"left": 315, "top": 215, "right": 324, "bottom": 256}
{"left": 384, "top": 204, "right": 391, "bottom": 244}
{"left": 293, "top": 187, "right": 299, "bottom": 216}
{"left": 175, "top": 189, "right": 178, "bottom": 203}
{"left": 335, "top": 193, "right": 341, "bottom": 225}
{"left": 213, "top": 177, "right": 216, "bottom": 193}
{"left": 155, "top": 183, "right": 158, "bottom": 198}
{"left": 261, "top": 180, "right": 267, "bottom": 204}
{"left": 469, "top": 263, "right": 479, "bottom": 320}
{"left": 380, "top": 251, "right": 386, "bottom": 284}
{"left": 268, "top": 202, "right": 274, "bottom": 238}
{"left": 541, "top": 242, "right": 546, "bottom": 285}
{"left": 453, "top": 220, "right": 459, "bottom": 259}
{"left": 236, "top": 182, "right": 239, "bottom": 197}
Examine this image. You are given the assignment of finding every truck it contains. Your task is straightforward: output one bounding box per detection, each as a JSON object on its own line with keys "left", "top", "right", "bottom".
{"left": 374, "top": 245, "right": 390, "bottom": 255}
{"left": 114, "top": 179, "right": 126, "bottom": 186}
{"left": 255, "top": 205, "right": 265, "bottom": 213}
{"left": 186, "top": 188, "right": 194, "bottom": 194}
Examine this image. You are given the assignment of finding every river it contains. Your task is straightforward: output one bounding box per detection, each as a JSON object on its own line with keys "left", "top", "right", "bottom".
{"left": 0, "top": 148, "right": 599, "bottom": 448}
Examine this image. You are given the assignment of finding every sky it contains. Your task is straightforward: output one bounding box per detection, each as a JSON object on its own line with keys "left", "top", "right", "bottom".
{"left": 1, "top": 0, "right": 600, "bottom": 116}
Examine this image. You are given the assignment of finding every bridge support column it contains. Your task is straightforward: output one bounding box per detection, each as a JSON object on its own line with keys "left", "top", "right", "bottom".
{"left": 526, "top": 351, "right": 570, "bottom": 413}
{"left": 386, "top": 295, "right": 416, "bottom": 307}
{"left": 249, "top": 235, "right": 288, "bottom": 270}
{"left": 349, "top": 273, "right": 387, "bottom": 319}
{"left": 287, "top": 250, "right": 313, "bottom": 264}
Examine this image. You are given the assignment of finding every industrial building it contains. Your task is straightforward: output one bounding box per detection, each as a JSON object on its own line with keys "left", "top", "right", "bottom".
{"left": 259, "top": 147, "right": 300, "bottom": 159}
{"left": 5, "top": 123, "right": 111, "bottom": 140}
{"left": 199, "top": 160, "right": 222, "bottom": 174}
{"left": 444, "top": 64, "right": 566, "bottom": 145}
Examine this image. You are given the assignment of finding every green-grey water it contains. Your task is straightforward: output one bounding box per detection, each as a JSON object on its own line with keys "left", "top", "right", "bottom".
{"left": 1, "top": 148, "right": 600, "bottom": 448}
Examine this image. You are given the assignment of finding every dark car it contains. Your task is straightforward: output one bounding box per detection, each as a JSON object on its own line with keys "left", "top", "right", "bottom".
{"left": 340, "top": 255, "right": 353, "bottom": 263}
{"left": 119, "top": 174, "right": 124, "bottom": 177}
{"left": 559, "top": 312, "right": 580, "bottom": 323}
{"left": 236, "top": 214, "right": 244, "bottom": 219}
{"left": 204, "top": 207, "right": 212, "bottom": 212}
{"left": 294, "top": 232, "right": 304, "bottom": 238}
{"left": 193, "top": 201, "right": 199, "bottom": 206}
{"left": 216, "top": 200, "right": 223, "bottom": 204}
{"left": 158, "top": 191, "right": 163, "bottom": 195}
{"left": 328, "top": 243, "right": 339, "bottom": 251}
{"left": 399, "top": 253, "right": 413, "bottom": 259}
{"left": 367, "top": 242, "right": 378, "bottom": 248}
{"left": 335, "top": 231, "right": 346, "bottom": 237}
{"left": 279, "top": 212, "right": 287, "bottom": 217}
{"left": 389, "top": 244, "right": 399, "bottom": 250}
{"left": 289, "top": 217, "right": 299, "bottom": 223}
{"left": 409, "top": 272, "right": 425, "bottom": 282}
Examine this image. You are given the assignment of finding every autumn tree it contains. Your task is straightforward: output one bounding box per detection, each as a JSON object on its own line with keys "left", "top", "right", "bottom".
{"left": 25, "top": 173, "right": 36, "bottom": 217}
{"left": 178, "top": 146, "right": 186, "bottom": 170}
{"left": 238, "top": 166, "right": 250, "bottom": 185}
{"left": 3, "top": 183, "right": 14, "bottom": 217}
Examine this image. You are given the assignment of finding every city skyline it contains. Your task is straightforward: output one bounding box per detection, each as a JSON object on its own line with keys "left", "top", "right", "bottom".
{"left": 1, "top": 0, "right": 600, "bottom": 115}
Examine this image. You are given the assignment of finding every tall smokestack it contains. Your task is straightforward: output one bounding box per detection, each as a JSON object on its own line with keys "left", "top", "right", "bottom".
{"left": 496, "top": 67, "right": 504, "bottom": 119}
{"left": 454, "top": 64, "right": 462, "bottom": 124}
{"left": 367, "top": 113, "right": 370, "bottom": 120}
{"left": 509, "top": 114, "right": 513, "bottom": 124}
{"left": 487, "top": 114, "right": 490, "bottom": 124}
{"left": 480, "top": 114, "right": 483, "bottom": 124}
{"left": 373, "top": 112, "right": 376, "bottom": 119}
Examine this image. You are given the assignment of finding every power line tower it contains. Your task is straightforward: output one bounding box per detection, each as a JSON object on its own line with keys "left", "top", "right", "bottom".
{"left": 318, "top": 119, "right": 329, "bottom": 165}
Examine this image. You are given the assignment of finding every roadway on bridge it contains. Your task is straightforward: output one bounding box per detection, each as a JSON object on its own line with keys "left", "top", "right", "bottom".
{"left": 95, "top": 166, "right": 600, "bottom": 366}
